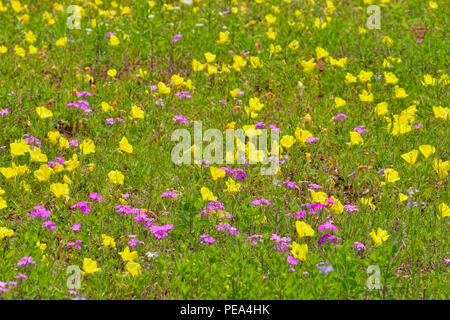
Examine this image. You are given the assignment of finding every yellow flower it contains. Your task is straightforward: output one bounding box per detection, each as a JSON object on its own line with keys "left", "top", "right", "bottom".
{"left": 345, "top": 72, "right": 357, "bottom": 83}
{"left": 334, "top": 97, "right": 346, "bottom": 108}
{"left": 108, "top": 170, "right": 125, "bottom": 185}
{"left": 394, "top": 86, "right": 408, "bottom": 99}
{"left": 192, "top": 59, "right": 205, "bottom": 72}
{"left": 295, "top": 221, "right": 314, "bottom": 238}
{"left": 291, "top": 242, "right": 308, "bottom": 261}
{"left": 107, "top": 69, "right": 117, "bottom": 77}
{"left": 0, "top": 167, "right": 18, "bottom": 179}
{"left": 10, "top": 140, "right": 30, "bottom": 157}
{"left": 101, "top": 102, "right": 112, "bottom": 112}
{"left": 358, "top": 70, "right": 373, "bottom": 83}
{"left": 423, "top": 74, "right": 436, "bottom": 86}
{"left": 295, "top": 128, "right": 313, "bottom": 144}
{"left": 288, "top": 40, "right": 299, "bottom": 50}
{"left": 432, "top": 106, "right": 448, "bottom": 120}
{"left": 358, "top": 89, "right": 374, "bottom": 102}
{"left": 33, "top": 164, "right": 53, "bottom": 182}
{"left": 438, "top": 203, "right": 449, "bottom": 218}
{"left": 119, "top": 246, "right": 138, "bottom": 262}
{"left": 433, "top": 159, "right": 449, "bottom": 179}
{"left": 225, "top": 177, "right": 241, "bottom": 193}
{"left": 36, "top": 107, "right": 53, "bottom": 119}
{"left": 401, "top": 150, "right": 419, "bottom": 165}
{"left": 80, "top": 139, "right": 96, "bottom": 155}
{"left": 171, "top": 74, "right": 184, "bottom": 86}
{"left": 48, "top": 131, "right": 60, "bottom": 144}
{"left": 125, "top": 262, "right": 142, "bottom": 276}
{"left": 25, "top": 30, "right": 36, "bottom": 44}
{"left": 429, "top": 1, "right": 438, "bottom": 9}
{"left": 384, "top": 169, "right": 400, "bottom": 183}
{"left": 232, "top": 55, "right": 247, "bottom": 72}
{"left": 158, "top": 82, "right": 171, "bottom": 95}
{"left": 374, "top": 102, "right": 388, "bottom": 116}
{"left": 399, "top": 193, "right": 408, "bottom": 202}
{"left": 11, "top": 1, "right": 23, "bottom": 13}
{"left": 50, "top": 183, "right": 69, "bottom": 198}
{"left": 382, "top": 36, "right": 393, "bottom": 47}
{"left": 349, "top": 132, "right": 364, "bottom": 146}
{"left": 0, "top": 197, "right": 7, "bottom": 211}
{"left": 101, "top": 234, "right": 116, "bottom": 248}
{"left": 204, "top": 52, "right": 216, "bottom": 63}
{"left": 0, "top": 187, "right": 4, "bottom": 196}
{"left": 370, "top": 228, "right": 390, "bottom": 246}
{"left": 83, "top": 258, "right": 101, "bottom": 274}
{"left": 265, "top": 14, "right": 276, "bottom": 24}
{"left": 109, "top": 35, "right": 120, "bottom": 46}
{"left": 0, "top": 46, "right": 7, "bottom": 54}
{"left": 360, "top": 197, "right": 376, "bottom": 210}
{"left": 0, "top": 226, "right": 14, "bottom": 239}
{"left": 266, "top": 28, "right": 276, "bottom": 40}
{"left": 315, "top": 46, "right": 329, "bottom": 59}
{"left": 210, "top": 167, "right": 226, "bottom": 181}
{"left": 301, "top": 58, "right": 316, "bottom": 73}
{"left": 200, "top": 187, "right": 217, "bottom": 201}
{"left": 131, "top": 105, "right": 145, "bottom": 119}
{"left": 250, "top": 56, "right": 263, "bottom": 69}
{"left": 418, "top": 145, "right": 435, "bottom": 158}
{"left": 119, "top": 137, "right": 133, "bottom": 154}
{"left": 216, "top": 31, "right": 229, "bottom": 44}
{"left": 28, "top": 45, "right": 38, "bottom": 55}
{"left": 56, "top": 37, "right": 68, "bottom": 47}
{"left": 310, "top": 190, "right": 328, "bottom": 204}
{"left": 384, "top": 72, "right": 398, "bottom": 85}
{"left": 280, "top": 135, "right": 295, "bottom": 149}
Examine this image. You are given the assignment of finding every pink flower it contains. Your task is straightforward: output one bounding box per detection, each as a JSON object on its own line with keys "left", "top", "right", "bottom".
{"left": 72, "top": 223, "right": 81, "bottom": 231}
{"left": 71, "top": 201, "right": 91, "bottom": 214}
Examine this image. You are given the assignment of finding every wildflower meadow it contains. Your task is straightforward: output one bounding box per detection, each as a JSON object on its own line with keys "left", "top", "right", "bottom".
{"left": 0, "top": 0, "right": 449, "bottom": 301}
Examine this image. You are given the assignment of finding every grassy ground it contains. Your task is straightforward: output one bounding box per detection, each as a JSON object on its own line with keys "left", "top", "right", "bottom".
{"left": 0, "top": 0, "right": 448, "bottom": 299}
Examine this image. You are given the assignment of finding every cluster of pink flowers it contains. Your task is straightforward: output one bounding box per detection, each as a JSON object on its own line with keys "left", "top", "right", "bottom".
{"left": 247, "top": 234, "right": 264, "bottom": 246}
{"left": 216, "top": 223, "right": 239, "bottom": 235}
{"left": 29, "top": 205, "right": 51, "bottom": 219}
{"left": 160, "top": 190, "right": 177, "bottom": 199}
{"left": 270, "top": 234, "right": 291, "bottom": 253}
{"left": 67, "top": 100, "right": 92, "bottom": 115}
{"left": 149, "top": 224, "right": 174, "bottom": 239}
{"left": 250, "top": 198, "right": 271, "bottom": 207}
{"left": 172, "top": 115, "right": 189, "bottom": 124}
{"left": 199, "top": 234, "right": 216, "bottom": 244}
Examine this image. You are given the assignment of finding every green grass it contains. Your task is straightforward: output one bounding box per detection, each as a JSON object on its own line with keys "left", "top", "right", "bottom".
{"left": 0, "top": 0, "right": 449, "bottom": 299}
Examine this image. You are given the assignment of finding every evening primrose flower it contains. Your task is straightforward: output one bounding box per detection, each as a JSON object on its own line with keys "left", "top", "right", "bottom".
{"left": 80, "top": 139, "right": 96, "bottom": 155}
{"left": 101, "top": 234, "right": 116, "bottom": 248}
{"left": 349, "top": 131, "right": 364, "bottom": 146}
{"left": 157, "top": 82, "right": 171, "bottom": 95}
{"left": 50, "top": 183, "right": 69, "bottom": 198}
{"left": 315, "top": 46, "right": 329, "bottom": 59}
{"left": 83, "top": 258, "right": 101, "bottom": 274}
{"left": 10, "top": 140, "right": 30, "bottom": 157}
{"left": 225, "top": 177, "right": 241, "bottom": 193}
{"left": 107, "top": 69, "right": 117, "bottom": 77}
{"left": 384, "top": 72, "right": 399, "bottom": 85}
{"left": 423, "top": 74, "right": 436, "bottom": 86}
{"left": 334, "top": 97, "right": 346, "bottom": 108}
{"left": 438, "top": 203, "right": 449, "bottom": 218}
{"left": 394, "top": 86, "right": 408, "bottom": 98}
{"left": 0, "top": 198, "right": 7, "bottom": 211}
{"left": 118, "top": 246, "right": 138, "bottom": 262}
{"left": 109, "top": 35, "right": 120, "bottom": 46}
{"left": 216, "top": 31, "right": 229, "bottom": 44}
{"left": 210, "top": 167, "right": 226, "bottom": 181}
{"left": 36, "top": 106, "right": 53, "bottom": 119}
{"left": 401, "top": 150, "right": 419, "bottom": 165}
{"left": 125, "top": 262, "right": 141, "bottom": 276}
{"left": 301, "top": 58, "right": 316, "bottom": 73}
{"left": 119, "top": 137, "right": 133, "bottom": 154}
{"left": 359, "top": 90, "right": 374, "bottom": 102}
{"left": 108, "top": 170, "right": 125, "bottom": 185}
{"left": 200, "top": 187, "right": 217, "bottom": 201}
{"left": 280, "top": 135, "right": 295, "bottom": 148}
{"left": 418, "top": 145, "right": 435, "bottom": 158}
{"left": 358, "top": 70, "right": 373, "bottom": 83}
{"left": 34, "top": 164, "right": 53, "bottom": 182}
{"left": 56, "top": 37, "right": 68, "bottom": 47}
{"left": 370, "top": 228, "right": 390, "bottom": 246}
{"left": 131, "top": 105, "right": 144, "bottom": 119}
{"left": 433, "top": 159, "right": 449, "bottom": 179}
{"left": 375, "top": 102, "right": 388, "bottom": 116}
{"left": 384, "top": 169, "right": 400, "bottom": 183}
{"left": 295, "top": 221, "right": 315, "bottom": 238}
{"left": 291, "top": 242, "right": 308, "bottom": 261}
{"left": 0, "top": 226, "right": 14, "bottom": 239}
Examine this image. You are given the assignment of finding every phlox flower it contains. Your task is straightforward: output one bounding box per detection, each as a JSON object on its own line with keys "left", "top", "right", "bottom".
{"left": 71, "top": 201, "right": 90, "bottom": 214}
{"left": 199, "top": 234, "right": 216, "bottom": 244}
